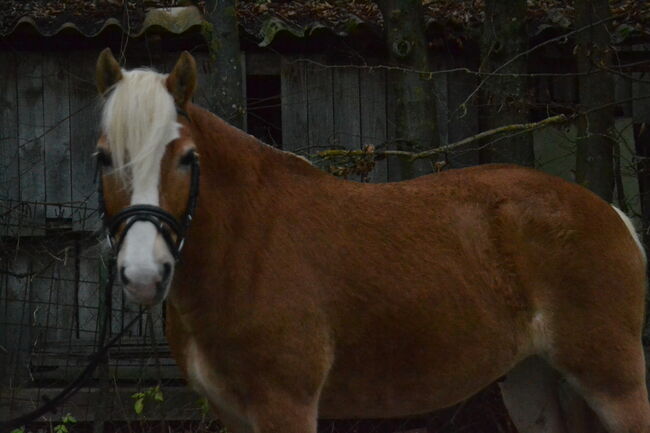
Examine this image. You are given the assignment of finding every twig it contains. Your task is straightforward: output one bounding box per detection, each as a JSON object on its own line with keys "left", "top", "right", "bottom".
{"left": 317, "top": 114, "right": 568, "bottom": 162}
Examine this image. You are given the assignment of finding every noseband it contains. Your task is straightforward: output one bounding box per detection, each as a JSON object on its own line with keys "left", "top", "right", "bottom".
{"left": 97, "top": 109, "right": 199, "bottom": 261}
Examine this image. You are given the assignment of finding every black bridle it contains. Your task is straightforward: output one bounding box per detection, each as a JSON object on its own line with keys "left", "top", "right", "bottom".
{"left": 97, "top": 109, "right": 200, "bottom": 261}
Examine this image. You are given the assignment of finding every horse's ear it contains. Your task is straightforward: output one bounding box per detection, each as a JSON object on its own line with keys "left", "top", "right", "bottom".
{"left": 96, "top": 48, "right": 123, "bottom": 96}
{"left": 166, "top": 51, "right": 197, "bottom": 107}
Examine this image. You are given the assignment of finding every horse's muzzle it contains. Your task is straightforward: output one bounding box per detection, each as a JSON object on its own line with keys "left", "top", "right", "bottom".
{"left": 120, "top": 262, "right": 172, "bottom": 305}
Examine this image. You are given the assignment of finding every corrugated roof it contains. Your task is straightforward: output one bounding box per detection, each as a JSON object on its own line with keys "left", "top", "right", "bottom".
{"left": 5, "top": 5, "right": 203, "bottom": 38}
{"left": 1, "top": 0, "right": 648, "bottom": 47}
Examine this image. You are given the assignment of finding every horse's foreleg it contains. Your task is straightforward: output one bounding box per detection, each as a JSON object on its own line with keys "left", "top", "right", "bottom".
{"left": 209, "top": 403, "right": 254, "bottom": 433}
{"left": 246, "top": 393, "right": 319, "bottom": 433}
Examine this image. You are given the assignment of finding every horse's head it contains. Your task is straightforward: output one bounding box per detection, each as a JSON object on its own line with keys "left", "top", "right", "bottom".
{"left": 96, "top": 48, "right": 199, "bottom": 306}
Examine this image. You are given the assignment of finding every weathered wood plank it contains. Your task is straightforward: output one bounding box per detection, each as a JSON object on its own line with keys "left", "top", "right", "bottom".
{"left": 307, "top": 60, "right": 333, "bottom": 153}
{"left": 0, "top": 51, "right": 20, "bottom": 237}
{"left": 447, "top": 57, "right": 480, "bottom": 168}
{"left": 281, "top": 57, "right": 309, "bottom": 154}
{"left": 1, "top": 253, "right": 32, "bottom": 385}
{"left": 633, "top": 74, "right": 650, "bottom": 123}
{"left": 359, "top": 67, "right": 387, "bottom": 183}
{"left": 43, "top": 53, "right": 72, "bottom": 222}
{"left": 333, "top": 68, "right": 361, "bottom": 181}
{"left": 359, "top": 68, "right": 388, "bottom": 183}
{"left": 431, "top": 55, "right": 449, "bottom": 149}
{"left": 69, "top": 51, "right": 100, "bottom": 232}
{"left": 29, "top": 252, "right": 54, "bottom": 352}
{"left": 385, "top": 69, "right": 402, "bottom": 181}
{"left": 551, "top": 68, "right": 577, "bottom": 104}
{"left": 193, "top": 52, "right": 213, "bottom": 109}
{"left": 31, "top": 337, "right": 180, "bottom": 383}
{"left": 51, "top": 247, "right": 77, "bottom": 344}
{"left": 17, "top": 53, "right": 46, "bottom": 235}
{"left": 77, "top": 251, "right": 100, "bottom": 341}
{"left": 614, "top": 73, "right": 633, "bottom": 118}
{"left": 333, "top": 68, "right": 361, "bottom": 151}
{"left": 241, "top": 52, "right": 248, "bottom": 132}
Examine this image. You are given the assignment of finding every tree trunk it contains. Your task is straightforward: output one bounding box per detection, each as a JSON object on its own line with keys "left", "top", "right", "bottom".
{"left": 480, "top": 0, "right": 533, "bottom": 166}
{"left": 376, "top": 0, "right": 439, "bottom": 180}
{"left": 575, "top": 0, "right": 615, "bottom": 201}
{"left": 203, "top": 0, "right": 245, "bottom": 129}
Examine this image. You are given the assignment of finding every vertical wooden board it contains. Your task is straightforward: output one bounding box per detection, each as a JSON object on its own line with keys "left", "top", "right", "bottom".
{"left": 110, "top": 259, "right": 125, "bottom": 337}
{"left": 241, "top": 52, "right": 248, "bottom": 132}
{"left": 614, "top": 74, "right": 633, "bottom": 118}
{"left": 333, "top": 68, "right": 362, "bottom": 182}
{"left": 333, "top": 68, "right": 361, "bottom": 150}
{"left": 0, "top": 258, "right": 6, "bottom": 379}
{"left": 193, "top": 52, "right": 213, "bottom": 109}
{"left": 2, "top": 253, "right": 32, "bottom": 383}
{"left": 360, "top": 67, "right": 388, "bottom": 183}
{"left": 431, "top": 70, "right": 448, "bottom": 147}
{"left": 44, "top": 247, "right": 77, "bottom": 344}
{"left": 148, "top": 303, "right": 166, "bottom": 347}
{"left": 281, "top": 57, "right": 309, "bottom": 154}
{"left": 0, "top": 52, "right": 20, "bottom": 237}
{"left": 69, "top": 52, "right": 101, "bottom": 232}
{"left": 385, "top": 69, "right": 401, "bottom": 181}
{"left": 29, "top": 252, "right": 54, "bottom": 355}
{"left": 447, "top": 65, "right": 480, "bottom": 168}
{"left": 77, "top": 252, "right": 100, "bottom": 342}
{"left": 0, "top": 254, "right": 14, "bottom": 383}
{"left": 633, "top": 74, "right": 650, "bottom": 123}
{"left": 306, "top": 60, "right": 333, "bottom": 153}
{"left": 43, "top": 53, "right": 72, "bottom": 220}
{"left": 551, "top": 72, "right": 577, "bottom": 104}
{"left": 17, "top": 53, "right": 45, "bottom": 236}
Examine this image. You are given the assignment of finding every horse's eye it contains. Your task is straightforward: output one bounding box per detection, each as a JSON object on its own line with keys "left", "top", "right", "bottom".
{"left": 96, "top": 150, "right": 112, "bottom": 168}
{"left": 179, "top": 151, "right": 196, "bottom": 167}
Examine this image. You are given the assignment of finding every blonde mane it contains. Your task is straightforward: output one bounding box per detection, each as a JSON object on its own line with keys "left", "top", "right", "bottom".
{"left": 101, "top": 68, "right": 180, "bottom": 187}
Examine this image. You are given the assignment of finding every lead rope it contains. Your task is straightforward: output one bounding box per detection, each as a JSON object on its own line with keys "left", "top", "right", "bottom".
{"left": 0, "top": 257, "right": 144, "bottom": 432}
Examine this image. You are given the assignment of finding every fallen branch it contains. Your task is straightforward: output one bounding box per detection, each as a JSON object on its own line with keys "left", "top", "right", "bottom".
{"left": 316, "top": 114, "right": 568, "bottom": 162}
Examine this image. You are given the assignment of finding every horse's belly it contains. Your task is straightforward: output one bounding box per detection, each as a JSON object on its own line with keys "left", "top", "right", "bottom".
{"left": 317, "top": 324, "right": 526, "bottom": 418}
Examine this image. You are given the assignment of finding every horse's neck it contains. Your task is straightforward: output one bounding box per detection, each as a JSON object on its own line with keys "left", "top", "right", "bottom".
{"left": 189, "top": 104, "right": 322, "bottom": 187}
{"left": 169, "top": 105, "right": 324, "bottom": 315}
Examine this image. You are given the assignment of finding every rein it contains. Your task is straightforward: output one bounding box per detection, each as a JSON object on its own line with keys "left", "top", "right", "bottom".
{"left": 98, "top": 108, "right": 200, "bottom": 261}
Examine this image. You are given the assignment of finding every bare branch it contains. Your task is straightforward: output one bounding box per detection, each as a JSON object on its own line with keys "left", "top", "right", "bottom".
{"left": 316, "top": 114, "right": 568, "bottom": 162}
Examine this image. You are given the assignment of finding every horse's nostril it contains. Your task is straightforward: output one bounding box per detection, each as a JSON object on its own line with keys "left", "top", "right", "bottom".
{"left": 120, "top": 266, "right": 130, "bottom": 285}
{"left": 162, "top": 262, "right": 172, "bottom": 283}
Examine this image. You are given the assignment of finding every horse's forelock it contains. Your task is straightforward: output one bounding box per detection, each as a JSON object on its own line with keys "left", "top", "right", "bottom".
{"left": 101, "top": 68, "right": 180, "bottom": 187}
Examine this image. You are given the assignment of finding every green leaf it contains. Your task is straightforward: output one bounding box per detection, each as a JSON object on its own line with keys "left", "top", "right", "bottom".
{"left": 10, "top": 428, "right": 26, "bottom": 433}
{"left": 62, "top": 413, "right": 77, "bottom": 424}
{"left": 154, "top": 388, "right": 164, "bottom": 402}
{"left": 134, "top": 398, "right": 144, "bottom": 415}
{"left": 54, "top": 425, "right": 68, "bottom": 433}
{"left": 198, "top": 397, "right": 210, "bottom": 415}
{"left": 131, "top": 392, "right": 144, "bottom": 399}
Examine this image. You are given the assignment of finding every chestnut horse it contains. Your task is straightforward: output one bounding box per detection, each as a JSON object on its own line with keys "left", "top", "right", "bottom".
{"left": 95, "top": 48, "right": 650, "bottom": 433}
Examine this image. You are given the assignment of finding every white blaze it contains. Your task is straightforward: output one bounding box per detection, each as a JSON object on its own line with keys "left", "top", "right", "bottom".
{"left": 101, "top": 68, "right": 181, "bottom": 300}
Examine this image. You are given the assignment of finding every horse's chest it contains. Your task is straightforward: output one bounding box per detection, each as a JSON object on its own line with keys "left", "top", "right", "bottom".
{"left": 185, "top": 339, "right": 231, "bottom": 408}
